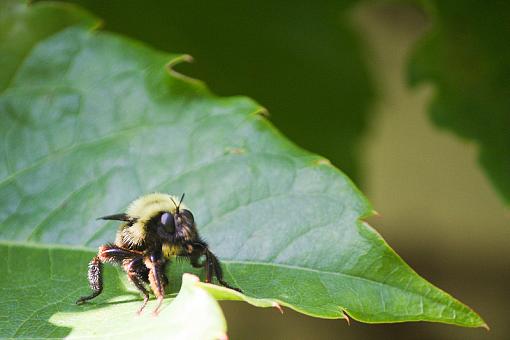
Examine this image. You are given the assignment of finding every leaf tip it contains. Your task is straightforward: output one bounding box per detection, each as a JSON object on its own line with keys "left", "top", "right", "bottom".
{"left": 313, "top": 158, "right": 332, "bottom": 166}
{"left": 340, "top": 308, "right": 351, "bottom": 326}
{"left": 254, "top": 107, "right": 270, "bottom": 118}
{"left": 90, "top": 18, "right": 104, "bottom": 32}
{"left": 272, "top": 302, "right": 284, "bottom": 314}
{"left": 165, "top": 54, "right": 204, "bottom": 86}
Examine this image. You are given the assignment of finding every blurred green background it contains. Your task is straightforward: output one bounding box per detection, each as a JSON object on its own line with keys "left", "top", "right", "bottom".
{"left": 52, "top": 0, "right": 510, "bottom": 338}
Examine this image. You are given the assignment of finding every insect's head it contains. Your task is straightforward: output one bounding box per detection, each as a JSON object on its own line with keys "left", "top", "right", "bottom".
{"left": 156, "top": 193, "right": 195, "bottom": 240}
{"left": 99, "top": 193, "right": 197, "bottom": 245}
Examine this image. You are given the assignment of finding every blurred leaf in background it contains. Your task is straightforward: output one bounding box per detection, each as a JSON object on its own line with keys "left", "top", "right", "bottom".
{"left": 409, "top": 0, "right": 510, "bottom": 204}
{"left": 62, "top": 0, "right": 375, "bottom": 184}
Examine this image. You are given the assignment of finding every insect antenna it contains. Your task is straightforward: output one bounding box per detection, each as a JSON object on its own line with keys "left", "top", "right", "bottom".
{"left": 177, "top": 193, "right": 185, "bottom": 212}
{"left": 169, "top": 193, "right": 185, "bottom": 213}
{"left": 170, "top": 196, "right": 178, "bottom": 209}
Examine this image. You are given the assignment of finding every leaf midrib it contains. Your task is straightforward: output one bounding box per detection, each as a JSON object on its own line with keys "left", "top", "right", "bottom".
{"left": 224, "top": 260, "right": 466, "bottom": 314}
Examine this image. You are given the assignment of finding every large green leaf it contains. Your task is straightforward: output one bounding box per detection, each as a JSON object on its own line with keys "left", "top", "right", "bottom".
{"left": 0, "top": 1, "right": 485, "bottom": 337}
{"left": 409, "top": 0, "right": 510, "bottom": 204}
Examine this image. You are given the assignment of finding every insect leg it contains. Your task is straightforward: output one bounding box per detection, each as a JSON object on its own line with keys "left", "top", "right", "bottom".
{"left": 144, "top": 251, "right": 167, "bottom": 315}
{"left": 192, "top": 241, "right": 242, "bottom": 292}
{"left": 189, "top": 250, "right": 205, "bottom": 269}
{"left": 206, "top": 248, "right": 242, "bottom": 292}
{"left": 189, "top": 242, "right": 211, "bottom": 282}
{"left": 76, "top": 244, "right": 143, "bottom": 305}
{"left": 124, "top": 257, "right": 150, "bottom": 314}
{"left": 76, "top": 256, "right": 103, "bottom": 304}
{"left": 97, "top": 244, "right": 143, "bottom": 264}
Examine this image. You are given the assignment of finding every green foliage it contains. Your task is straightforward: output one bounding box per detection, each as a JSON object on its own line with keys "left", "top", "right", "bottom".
{"left": 0, "top": 1, "right": 486, "bottom": 338}
{"left": 409, "top": 0, "right": 510, "bottom": 204}
{"left": 0, "top": 243, "right": 228, "bottom": 339}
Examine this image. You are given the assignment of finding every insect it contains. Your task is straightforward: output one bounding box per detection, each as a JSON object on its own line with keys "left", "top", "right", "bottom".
{"left": 76, "top": 193, "right": 241, "bottom": 314}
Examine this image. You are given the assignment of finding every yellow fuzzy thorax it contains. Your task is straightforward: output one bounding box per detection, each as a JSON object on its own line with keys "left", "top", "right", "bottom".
{"left": 122, "top": 193, "right": 188, "bottom": 246}
{"left": 127, "top": 193, "right": 187, "bottom": 221}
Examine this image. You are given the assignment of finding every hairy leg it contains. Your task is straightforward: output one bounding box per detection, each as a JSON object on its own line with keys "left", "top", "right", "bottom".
{"left": 124, "top": 257, "right": 150, "bottom": 314}
{"left": 76, "top": 256, "right": 103, "bottom": 304}
{"left": 144, "top": 251, "right": 167, "bottom": 315}
{"left": 76, "top": 244, "right": 143, "bottom": 305}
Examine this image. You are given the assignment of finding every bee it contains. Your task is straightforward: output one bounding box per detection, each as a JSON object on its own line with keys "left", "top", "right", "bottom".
{"left": 76, "top": 193, "right": 241, "bottom": 314}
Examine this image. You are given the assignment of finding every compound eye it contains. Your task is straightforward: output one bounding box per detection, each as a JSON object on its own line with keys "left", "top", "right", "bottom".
{"left": 160, "top": 212, "right": 175, "bottom": 232}
{"left": 181, "top": 209, "right": 194, "bottom": 223}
